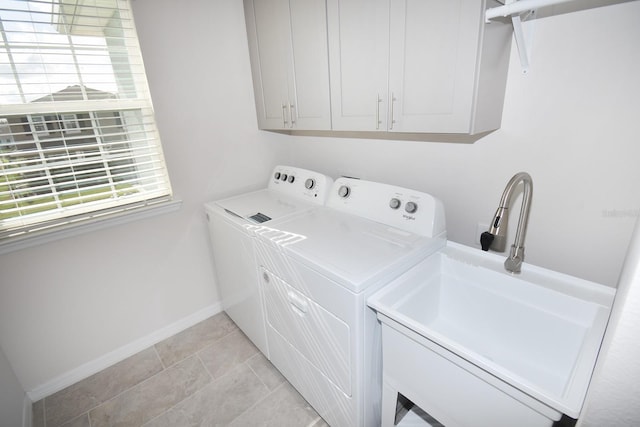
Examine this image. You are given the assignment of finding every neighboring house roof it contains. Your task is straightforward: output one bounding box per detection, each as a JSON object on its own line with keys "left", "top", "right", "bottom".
{"left": 31, "top": 85, "right": 116, "bottom": 103}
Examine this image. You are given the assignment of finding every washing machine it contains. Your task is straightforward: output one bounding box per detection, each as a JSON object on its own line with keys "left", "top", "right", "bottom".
{"left": 251, "top": 177, "right": 447, "bottom": 427}
{"left": 204, "top": 166, "right": 333, "bottom": 357}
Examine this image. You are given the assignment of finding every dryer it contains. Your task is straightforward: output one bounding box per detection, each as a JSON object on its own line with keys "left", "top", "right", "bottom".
{"left": 252, "top": 177, "right": 447, "bottom": 427}
{"left": 204, "top": 166, "right": 332, "bottom": 357}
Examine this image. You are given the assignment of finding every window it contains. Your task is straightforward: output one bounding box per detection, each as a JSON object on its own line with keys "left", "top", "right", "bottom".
{"left": 60, "top": 113, "right": 81, "bottom": 134}
{"left": 31, "top": 115, "right": 50, "bottom": 136}
{"left": 0, "top": 118, "right": 15, "bottom": 149}
{"left": 0, "top": 0, "right": 173, "bottom": 243}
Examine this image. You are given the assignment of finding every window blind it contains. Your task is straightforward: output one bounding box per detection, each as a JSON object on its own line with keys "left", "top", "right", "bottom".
{"left": 0, "top": 0, "right": 173, "bottom": 240}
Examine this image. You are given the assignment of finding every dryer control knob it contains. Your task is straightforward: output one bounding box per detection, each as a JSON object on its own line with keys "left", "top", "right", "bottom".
{"left": 305, "top": 178, "right": 315, "bottom": 190}
{"left": 338, "top": 185, "right": 350, "bottom": 198}
{"left": 274, "top": 172, "right": 281, "bottom": 180}
{"left": 281, "top": 174, "right": 288, "bottom": 181}
{"left": 288, "top": 175, "right": 295, "bottom": 183}
{"left": 405, "top": 201, "right": 418, "bottom": 214}
{"left": 389, "top": 198, "right": 401, "bottom": 210}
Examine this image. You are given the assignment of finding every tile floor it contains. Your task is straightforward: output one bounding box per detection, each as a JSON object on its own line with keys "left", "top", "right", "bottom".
{"left": 32, "top": 312, "right": 328, "bottom": 427}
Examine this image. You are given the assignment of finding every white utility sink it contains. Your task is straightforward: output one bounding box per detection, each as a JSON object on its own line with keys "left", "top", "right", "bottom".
{"left": 368, "top": 242, "right": 615, "bottom": 421}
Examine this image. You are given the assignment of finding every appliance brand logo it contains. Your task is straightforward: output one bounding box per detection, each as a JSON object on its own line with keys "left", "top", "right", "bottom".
{"left": 402, "top": 214, "right": 416, "bottom": 221}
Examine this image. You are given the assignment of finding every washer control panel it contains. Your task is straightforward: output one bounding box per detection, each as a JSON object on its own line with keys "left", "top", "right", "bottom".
{"left": 268, "top": 165, "right": 333, "bottom": 205}
{"left": 327, "top": 177, "right": 446, "bottom": 238}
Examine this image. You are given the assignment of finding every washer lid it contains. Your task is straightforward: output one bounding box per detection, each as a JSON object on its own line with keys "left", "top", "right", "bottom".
{"left": 254, "top": 207, "right": 446, "bottom": 293}
{"left": 209, "top": 189, "right": 317, "bottom": 224}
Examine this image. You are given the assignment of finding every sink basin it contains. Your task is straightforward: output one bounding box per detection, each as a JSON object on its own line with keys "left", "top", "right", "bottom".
{"left": 368, "top": 241, "right": 615, "bottom": 419}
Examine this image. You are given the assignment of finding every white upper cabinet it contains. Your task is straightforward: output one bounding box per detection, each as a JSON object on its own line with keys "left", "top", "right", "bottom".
{"left": 327, "top": 0, "right": 512, "bottom": 134}
{"left": 326, "top": 0, "right": 390, "bottom": 131}
{"left": 244, "top": 0, "right": 332, "bottom": 131}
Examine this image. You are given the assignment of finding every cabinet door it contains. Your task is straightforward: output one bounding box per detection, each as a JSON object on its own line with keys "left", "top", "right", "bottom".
{"left": 245, "top": 0, "right": 291, "bottom": 129}
{"left": 388, "top": 0, "right": 484, "bottom": 133}
{"left": 245, "top": 0, "right": 331, "bottom": 130}
{"left": 288, "top": 0, "right": 332, "bottom": 130}
{"left": 327, "top": 0, "right": 389, "bottom": 131}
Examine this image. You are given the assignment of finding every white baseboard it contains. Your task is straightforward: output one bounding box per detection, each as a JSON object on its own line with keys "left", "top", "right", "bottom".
{"left": 23, "top": 393, "right": 32, "bottom": 427}
{"left": 26, "top": 303, "right": 223, "bottom": 402}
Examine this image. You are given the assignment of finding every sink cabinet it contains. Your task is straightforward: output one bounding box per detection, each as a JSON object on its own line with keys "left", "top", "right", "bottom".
{"left": 367, "top": 242, "right": 615, "bottom": 426}
{"left": 244, "top": 0, "right": 331, "bottom": 130}
{"left": 379, "top": 319, "right": 560, "bottom": 427}
{"left": 327, "top": 0, "right": 512, "bottom": 134}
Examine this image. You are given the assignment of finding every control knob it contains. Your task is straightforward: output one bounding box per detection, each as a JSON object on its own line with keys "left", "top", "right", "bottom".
{"left": 389, "top": 198, "right": 401, "bottom": 210}
{"left": 281, "top": 174, "right": 288, "bottom": 181}
{"left": 405, "top": 201, "right": 418, "bottom": 214}
{"left": 338, "top": 185, "right": 350, "bottom": 198}
{"left": 274, "top": 172, "right": 281, "bottom": 180}
{"left": 305, "top": 178, "right": 315, "bottom": 190}
{"left": 288, "top": 175, "right": 295, "bottom": 183}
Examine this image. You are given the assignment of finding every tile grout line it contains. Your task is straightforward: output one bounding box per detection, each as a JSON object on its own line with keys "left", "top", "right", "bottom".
{"left": 226, "top": 367, "right": 289, "bottom": 426}
{"left": 140, "top": 354, "right": 215, "bottom": 427}
{"left": 194, "top": 330, "right": 265, "bottom": 386}
{"left": 165, "top": 353, "right": 274, "bottom": 427}
{"left": 141, "top": 352, "right": 256, "bottom": 427}
{"left": 87, "top": 346, "right": 167, "bottom": 427}
{"left": 153, "top": 322, "right": 239, "bottom": 371}
{"left": 44, "top": 345, "right": 165, "bottom": 427}
{"left": 151, "top": 345, "right": 167, "bottom": 371}
{"left": 148, "top": 321, "right": 230, "bottom": 425}
{"left": 195, "top": 348, "right": 214, "bottom": 380}
{"left": 86, "top": 354, "right": 204, "bottom": 426}
{"left": 192, "top": 329, "right": 249, "bottom": 379}
{"left": 245, "top": 353, "right": 274, "bottom": 392}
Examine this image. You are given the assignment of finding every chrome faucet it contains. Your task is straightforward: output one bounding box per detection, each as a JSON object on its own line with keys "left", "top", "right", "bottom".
{"left": 480, "top": 172, "right": 533, "bottom": 274}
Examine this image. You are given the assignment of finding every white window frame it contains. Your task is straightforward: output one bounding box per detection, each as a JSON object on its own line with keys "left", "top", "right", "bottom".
{"left": 31, "top": 115, "right": 50, "bottom": 136}
{"left": 60, "top": 113, "right": 81, "bottom": 134}
{"left": 0, "top": 0, "right": 177, "bottom": 252}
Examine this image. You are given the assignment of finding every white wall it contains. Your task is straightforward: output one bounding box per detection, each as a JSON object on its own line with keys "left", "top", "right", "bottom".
{"left": 579, "top": 215, "right": 640, "bottom": 425}
{"left": 0, "top": 0, "right": 286, "bottom": 394}
{"left": 0, "top": 345, "right": 26, "bottom": 427}
{"left": 286, "top": 1, "right": 640, "bottom": 288}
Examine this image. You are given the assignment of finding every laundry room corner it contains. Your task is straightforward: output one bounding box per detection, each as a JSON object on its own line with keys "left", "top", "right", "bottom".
{"left": 0, "top": 0, "right": 291, "bottom": 398}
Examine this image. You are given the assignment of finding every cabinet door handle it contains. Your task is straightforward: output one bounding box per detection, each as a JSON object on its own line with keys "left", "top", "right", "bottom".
{"left": 289, "top": 103, "right": 296, "bottom": 128}
{"left": 282, "top": 104, "right": 289, "bottom": 127}
{"left": 390, "top": 93, "right": 396, "bottom": 130}
{"left": 376, "top": 94, "right": 382, "bottom": 130}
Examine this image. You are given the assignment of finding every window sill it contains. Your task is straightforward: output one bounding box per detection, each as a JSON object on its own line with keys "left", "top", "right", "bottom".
{"left": 0, "top": 199, "right": 182, "bottom": 255}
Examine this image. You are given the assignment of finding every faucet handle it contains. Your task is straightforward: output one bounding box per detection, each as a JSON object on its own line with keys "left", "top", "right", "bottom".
{"left": 505, "top": 256, "right": 523, "bottom": 274}
{"left": 504, "top": 245, "right": 525, "bottom": 274}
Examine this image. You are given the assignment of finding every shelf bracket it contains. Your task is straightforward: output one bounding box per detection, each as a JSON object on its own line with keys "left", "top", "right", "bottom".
{"left": 486, "top": 0, "right": 582, "bottom": 74}
{"left": 512, "top": 9, "right": 536, "bottom": 74}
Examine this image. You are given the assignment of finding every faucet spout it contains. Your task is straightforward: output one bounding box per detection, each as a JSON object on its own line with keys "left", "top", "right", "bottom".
{"left": 481, "top": 172, "right": 533, "bottom": 274}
